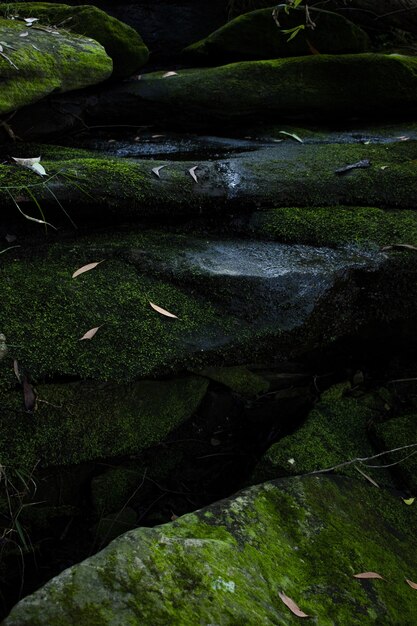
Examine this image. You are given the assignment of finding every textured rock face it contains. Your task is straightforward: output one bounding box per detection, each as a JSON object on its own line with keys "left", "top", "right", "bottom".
{"left": 4, "top": 475, "right": 417, "bottom": 625}
{"left": 183, "top": 6, "right": 370, "bottom": 64}
{"left": 0, "top": 16, "right": 112, "bottom": 114}
{"left": 0, "top": 3, "right": 149, "bottom": 78}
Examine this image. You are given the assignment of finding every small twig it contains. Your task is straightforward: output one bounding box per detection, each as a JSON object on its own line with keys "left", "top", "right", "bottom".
{"left": 308, "top": 443, "right": 417, "bottom": 476}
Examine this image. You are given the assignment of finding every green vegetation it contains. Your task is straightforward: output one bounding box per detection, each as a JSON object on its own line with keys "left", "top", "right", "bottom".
{"left": 0, "top": 3, "right": 149, "bottom": 77}
{"left": 252, "top": 383, "right": 393, "bottom": 485}
{"left": 0, "top": 17, "right": 112, "bottom": 114}
{"left": 184, "top": 6, "right": 369, "bottom": 64}
{"left": 6, "top": 475, "right": 417, "bottom": 625}
{"left": 251, "top": 206, "right": 417, "bottom": 247}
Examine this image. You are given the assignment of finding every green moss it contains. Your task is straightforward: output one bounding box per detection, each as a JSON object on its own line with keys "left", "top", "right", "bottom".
{"left": 184, "top": 7, "right": 369, "bottom": 65}
{"left": 134, "top": 54, "right": 417, "bottom": 121}
{"left": 6, "top": 475, "right": 417, "bottom": 625}
{"left": 251, "top": 206, "right": 417, "bottom": 247}
{"left": 0, "top": 3, "right": 149, "bottom": 78}
{"left": 0, "top": 376, "right": 209, "bottom": 470}
{"left": 0, "top": 17, "right": 112, "bottom": 114}
{"left": 252, "top": 383, "right": 392, "bottom": 485}
{"left": 0, "top": 241, "right": 237, "bottom": 386}
{"left": 375, "top": 414, "right": 417, "bottom": 493}
{"left": 196, "top": 365, "right": 269, "bottom": 397}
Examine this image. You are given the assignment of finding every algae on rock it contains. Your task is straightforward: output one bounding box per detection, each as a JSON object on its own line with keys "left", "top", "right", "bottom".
{"left": 4, "top": 475, "right": 417, "bottom": 625}
{"left": 0, "top": 3, "right": 149, "bottom": 78}
{"left": 0, "top": 17, "right": 112, "bottom": 114}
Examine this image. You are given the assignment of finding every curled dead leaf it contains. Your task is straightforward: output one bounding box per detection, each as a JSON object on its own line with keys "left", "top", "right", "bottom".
{"left": 79, "top": 326, "right": 101, "bottom": 340}
{"left": 152, "top": 165, "right": 167, "bottom": 178}
{"left": 278, "top": 592, "right": 309, "bottom": 618}
{"left": 162, "top": 71, "right": 178, "bottom": 78}
{"left": 19, "top": 31, "right": 29, "bottom": 37}
{"left": 188, "top": 166, "right": 199, "bottom": 183}
{"left": 149, "top": 302, "right": 178, "bottom": 319}
{"left": 13, "top": 359, "right": 21, "bottom": 383}
{"left": 353, "top": 572, "right": 384, "bottom": 580}
{"left": 72, "top": 261, "right": 103, "bottom": 278}
{"left": 279, "top": 130, "right": 303, "bottom": 143}
{"left": 12, "top": 156, "right": 47, "bottom": 177}
{"left": 406, "top": 579, "right": 417, "bottom": 589}
{"left": 381, "top": 244, "right": 417, "bottom": 253}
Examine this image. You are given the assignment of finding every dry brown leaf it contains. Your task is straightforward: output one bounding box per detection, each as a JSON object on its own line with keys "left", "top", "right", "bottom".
{"left": 72, "top": 261, "right": 103, "bottom": 279}
{"left": 278, "top": 592, "right": 309, "bottom": 618}
{"left": 79, "top": 326, "right": 101, "bottom": 340}
{"left": 188, "top": 166, "right": 199, "bottom": 183}
{"left": 23, "top": 377, "right": 36, "bottom": 412}
{"left": 13, "top": 359, "right": 21, "bottom": 383}
{"left": 152, "top": 165, "right": 167, "bottom": 178}
{"left": 306, "top": 38, "right": 320, "bottom": 55}
{"left": 406, "top": 579, "right": 417, "bottom": 589}
{"left": 381, "top": 244, "right": 417, "bottom": 252}
{"left": 353, "top": 572, "right": 384, "bottom": 580}
{"left": 149, "top": 302, "right": 178, "bottom": 319}
{"left": 162, "top": 71, "right": 178, "bottom": 78}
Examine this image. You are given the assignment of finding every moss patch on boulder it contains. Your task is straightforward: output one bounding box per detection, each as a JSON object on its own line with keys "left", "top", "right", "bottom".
{"left": 374, "top": 414, "right": 417, "bottom": 494}
{"left": 0, "top": 376, "right": 209, "bottom": 470}
{"left": 0, "top": 17, "right": 112, "bottom": 114}
{"left": 120, "top": 54, "right": 417, "bottom": 121}
{"left": 250, "top": 206, "right": 417, "bottom": 248}
{"left": 0, "top": 3, "right": 149, "bottom": 78}
{"left": 184, "top": 7, "right": 369, "bottom": 65}
{"left": 5, "top": 475, "right": 417, "bottom": 625}
{"left": 252, "top": 383, "right": 392, "bottom": 485}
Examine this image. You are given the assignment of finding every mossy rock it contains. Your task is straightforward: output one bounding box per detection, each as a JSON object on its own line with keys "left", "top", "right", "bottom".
{"left": 5, "top": 475, "right": 417, "bottom": 625}
{"left": 374, "top": 414, "right": 417, "bottom": 494}
{"left": 2, "top": 140, "right": 417, "bottom": 222}
{"left": 252, "top": 383, "right": 393, "bottom": 485}
{"left": 0, "top": 3, "right": 149, "bottom": 78}
{"left": 0, "top": 376, "right": 209, "bottom": 471}
{"left": 107, "top": 54, "right": 417, "bottom": 123}
{"left": 250, "top": 206, "right": 417, "bottom": 248}
{"left": 183, "top": 7, "right": 369, "bottom": 65}
{"left": 195, "top": 366, "right": 269, "bottom": 397}
{"left": 0, "top": 16, "right": 111, "bottom": 114}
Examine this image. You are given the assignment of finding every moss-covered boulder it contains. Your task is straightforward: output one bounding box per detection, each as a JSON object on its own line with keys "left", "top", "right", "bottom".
{"left": 252, "top": 383, "right": 393, "bottom": 485}
{"left": 5, "top": 475, "right": 417, "bottom": 625}
{"left": 0, "top": 377, "right": 209, "bottom": 471}
{"left": 91, "top": 54, "right": 417, "bottom": 124}
{"left": 183, "top": 7, "right": 369, "bottom": 65}
{"left": 0, "top": 3, "right": 149, "bottom": 78}
{"left": 0, "top": 16, "right": 112, "bottom": 114}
